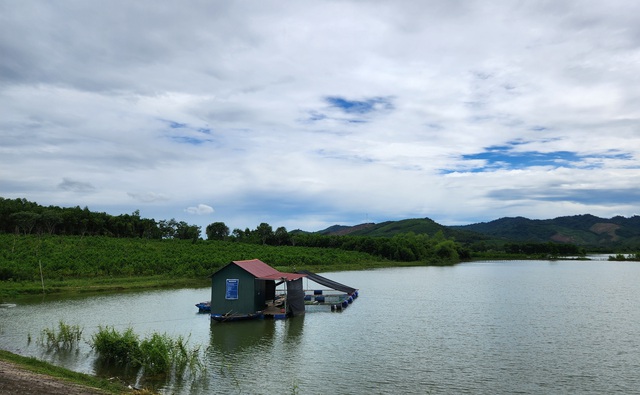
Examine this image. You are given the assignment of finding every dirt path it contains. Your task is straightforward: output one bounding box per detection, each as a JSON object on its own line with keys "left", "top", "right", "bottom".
{"left": 0, "top": 359, "right": 109, "bottom": 395}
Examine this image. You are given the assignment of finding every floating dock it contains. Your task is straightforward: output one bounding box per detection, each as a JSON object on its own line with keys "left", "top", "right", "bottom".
{"left": 297, "top": 270, "right": 359, "bottom": 312}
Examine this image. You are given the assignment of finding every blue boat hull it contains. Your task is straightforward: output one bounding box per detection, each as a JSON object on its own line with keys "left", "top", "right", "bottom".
{"left": 211, "top": 312, "right": 264, "bottom": 322}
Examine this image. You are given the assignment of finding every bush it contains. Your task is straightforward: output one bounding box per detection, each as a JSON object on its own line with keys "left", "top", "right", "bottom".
{"left": 92, "top": 326, "right": 140, "bottom": 366}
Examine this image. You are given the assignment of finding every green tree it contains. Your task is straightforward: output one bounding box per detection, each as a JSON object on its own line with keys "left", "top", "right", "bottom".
{"left": 10, "top": 211, "right": 39, "bottom": 235}
{"left": 206, "top": 222, "right": 230, "bottom": 240}
{"left": 256, "top": 223, "right": 273, "bottom": 245}
{"left": 175, "top": 221, "right": 201, "bottom": 241}
{"left": 231, "top": 228, "right": 245, "bottom": 241}
{"left": 158, "top": 219, "right": 178, "bottom": 239}
{"left": 435, "top": 240, "right": 459, "bottom": 262}
{"left": 274, "top": 226, "right": 291, "bottom": 245}
{"left": 40, "top": 210, "right": 63, "bottom": 235}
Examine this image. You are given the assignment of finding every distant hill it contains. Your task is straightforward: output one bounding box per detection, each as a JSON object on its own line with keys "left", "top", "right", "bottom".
{"left": 316, "top": 214, "right": 640, "bottom": 249}
{"left": 317, "top": 217, "right": 487, "bottom": 244}
{"left": 452, "top": 214, "right": 640, "bottom": 247}
{"left": 317, "top": 223, "right": 376, "bottom": 236}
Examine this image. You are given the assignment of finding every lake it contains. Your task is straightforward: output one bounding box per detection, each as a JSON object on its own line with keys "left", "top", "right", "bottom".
{"left": 1, "top": 260, "right": 639, "bottom": 394}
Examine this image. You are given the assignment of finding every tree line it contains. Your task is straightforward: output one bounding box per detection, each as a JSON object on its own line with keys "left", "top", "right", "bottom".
{"left": 206, "top": 221, "right": 468, "bottom": 263}
{"left": 0, "top": 197, "right": 200, "bottom": 240}
{"left": 207, "top": 220, "right": 588, "bottom": 262}
{"left": 1, "top": 197, "right": 585, "bottom": 264}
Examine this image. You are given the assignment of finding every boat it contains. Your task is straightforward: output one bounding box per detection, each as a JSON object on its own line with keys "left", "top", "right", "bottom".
{"left": 195, "top": 301, "right": 211, "bottom": 313}
{"left": 211, "top": 312, "right": 264, "bottom": 322}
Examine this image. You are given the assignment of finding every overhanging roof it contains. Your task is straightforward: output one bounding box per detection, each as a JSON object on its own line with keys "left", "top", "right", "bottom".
{"left": 297, "top": 270, "right": 357, "bottom": 294}
{"left": 232, "top": 259, "right": 306, "bottom": 281}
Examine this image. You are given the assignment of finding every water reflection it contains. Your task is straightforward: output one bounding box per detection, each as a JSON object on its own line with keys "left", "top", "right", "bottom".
{"left": 209, "top": 319, "right": 276, "bottom": 353}
{"left": 92, "top": 357, "right": 140, "bottom": 388}
{"left": 282, "top": 315, "right": 304, "bottom": 341}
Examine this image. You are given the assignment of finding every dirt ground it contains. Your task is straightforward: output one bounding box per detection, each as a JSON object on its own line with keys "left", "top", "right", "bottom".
{"left": 0, "top": 359, "right": 108, "bottom": 395}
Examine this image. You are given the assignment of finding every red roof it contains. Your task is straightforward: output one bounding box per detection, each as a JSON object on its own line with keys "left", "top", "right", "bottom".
{"left": 232, "top": 259, "right": 306, "bottom": 281}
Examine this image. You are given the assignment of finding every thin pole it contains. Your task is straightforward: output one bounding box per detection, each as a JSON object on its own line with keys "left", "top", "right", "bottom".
{"left": 39, "top": 259, "right": 45, "bottom": 294}
{"left": 283, "top": 277, "right": 287, "bottom": 315}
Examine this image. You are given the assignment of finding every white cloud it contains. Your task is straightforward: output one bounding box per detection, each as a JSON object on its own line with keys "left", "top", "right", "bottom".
{"left": 185, "top": 204, "right": 215, "bottom": 216}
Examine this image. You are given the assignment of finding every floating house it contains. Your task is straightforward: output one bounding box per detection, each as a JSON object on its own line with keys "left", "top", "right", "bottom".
{"left": 210, "top": 259, "right": 307, "bottom": 321}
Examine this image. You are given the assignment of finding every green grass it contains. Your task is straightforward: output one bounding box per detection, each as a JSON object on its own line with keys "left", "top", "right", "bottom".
{"left": 0, "top": 234, "right": 385, "bottom": 297}
{"left": 92, "top": 326, "right": 206, "bottom": 379}
{"left": 1, "top": 260, "right": 436, "bottom": 298}
{"left": 0, "top": 275, "right": 210, "bottom": 298}
{"left": 0, "top": 349, "right": 127, "bottom": 394}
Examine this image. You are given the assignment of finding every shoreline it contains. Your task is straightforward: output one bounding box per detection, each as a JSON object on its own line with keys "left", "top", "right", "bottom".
{"left": 1, "top": 256, "right": 599, "bottom": 300}
{"left": 0, "top": 350, "right": 129, "bottom": 394}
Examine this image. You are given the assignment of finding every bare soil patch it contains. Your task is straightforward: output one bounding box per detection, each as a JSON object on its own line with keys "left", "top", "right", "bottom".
{"left": 0, "top": 359, "right": 108, "bottom": 395}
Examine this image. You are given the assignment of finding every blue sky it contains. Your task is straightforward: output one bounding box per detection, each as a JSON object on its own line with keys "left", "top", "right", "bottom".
{"left": 1, "top": 1, "right": 640, "bottom": 234}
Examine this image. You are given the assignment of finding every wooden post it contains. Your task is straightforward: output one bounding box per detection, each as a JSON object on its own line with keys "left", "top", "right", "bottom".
{"left": 282, "top": 277, "right": 287, "bottom": 315}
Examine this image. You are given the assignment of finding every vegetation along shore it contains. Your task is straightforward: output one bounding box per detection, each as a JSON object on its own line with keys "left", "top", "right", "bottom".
{"left": 4, "top": 196, "right": 640, "bottom": 298}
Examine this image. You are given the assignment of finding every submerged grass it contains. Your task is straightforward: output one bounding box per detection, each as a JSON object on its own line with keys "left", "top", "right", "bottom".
{"left": 92, "top": 326, "right": 140, "bottom": 367}
{"left": 92, "top": 326, "right": 206, "bottom": 379}
{"left": 39, "top": 321, "right": 83, "bottom": 351}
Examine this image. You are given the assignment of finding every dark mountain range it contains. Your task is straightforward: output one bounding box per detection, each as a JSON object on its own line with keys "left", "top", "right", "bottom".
{"left": 454, "top": 214, "right": 640, "bottom": 247}
{"left": 317, "top": 214, "right": 640, "bottom": 248}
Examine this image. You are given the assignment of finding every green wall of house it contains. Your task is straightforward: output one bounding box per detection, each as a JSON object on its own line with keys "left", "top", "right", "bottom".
{"left": 210, "top": 263, "right": 266, "bottom": 315}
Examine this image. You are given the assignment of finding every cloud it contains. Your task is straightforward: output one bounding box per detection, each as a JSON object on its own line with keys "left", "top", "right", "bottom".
{"left": 57, "top": 178, "right": 95, "bottom": 193}
{"left": 185, "top": 204, "right": 215, "bottom": 215}
{"left": 2, "top": 0, "right": 640, "bottom": 232}
{"left": 489, "top": 187, "right": 640, "bottom": 206}
{"left": 128, "top": 192, "right": 169, "bottom": 203}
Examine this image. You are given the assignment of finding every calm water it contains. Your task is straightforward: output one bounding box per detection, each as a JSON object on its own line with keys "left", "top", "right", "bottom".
{"left": 1, "top": 260, "right": 640, "bottom": 394}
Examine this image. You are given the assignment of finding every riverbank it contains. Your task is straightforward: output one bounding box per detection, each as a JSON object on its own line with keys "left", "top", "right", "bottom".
{"left": 0, "top": 350, "right": 133, "bottom": 394}
{"left": 0, "top": 260, "right": 433, "bottom": 299}
{"left": 0, "top": 275, "right": 210, "bottom": 299}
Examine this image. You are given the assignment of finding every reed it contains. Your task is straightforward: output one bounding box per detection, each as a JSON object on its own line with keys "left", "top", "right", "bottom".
{"left": 138, "top": 332, "right": 172, "bottom": 375}
{"left": 92, "top": 326, "right": 205, "bottom": 378}
{"left": 171, "top": 335, "right": 204, "bottom": 376}
{"left": 39, "top": 321, "right": 82, "bottom": 351}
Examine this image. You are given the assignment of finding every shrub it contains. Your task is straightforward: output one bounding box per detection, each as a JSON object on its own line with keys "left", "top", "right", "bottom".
{"left": 92, "top": 326, "right": 140, "bottom": 366}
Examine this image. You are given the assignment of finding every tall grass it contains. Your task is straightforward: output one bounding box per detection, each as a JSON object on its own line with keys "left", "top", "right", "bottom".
{"left": 91, "top": 326, "right": 205, "bottom": 378}
{"left": 39, "top": 321, "right": 83, "bottom": 351}
{"left": 91, "top": 326, "right": 140, "bottom": 366}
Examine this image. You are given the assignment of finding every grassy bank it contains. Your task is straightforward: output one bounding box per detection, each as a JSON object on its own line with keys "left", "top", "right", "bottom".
{"left": 1, "top": 234, "right": 456, "bottom": 298}
{"left": 0, "top": 349, "right": 129, "bottom": 394}
{"left": 0, "top": 275, "right": 211, "bottom": 299}
{"left": 0, "top": 260, "right": 437, "bottom": 299}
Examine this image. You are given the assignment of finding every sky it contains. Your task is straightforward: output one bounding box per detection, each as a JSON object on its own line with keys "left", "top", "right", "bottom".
{"left": 2, "top": 1, "right": 640, "bottom": 234}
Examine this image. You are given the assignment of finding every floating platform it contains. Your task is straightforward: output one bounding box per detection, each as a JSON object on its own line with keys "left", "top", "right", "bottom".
{"left": 297, "top": 270, "right": 359, "bottom": 313}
